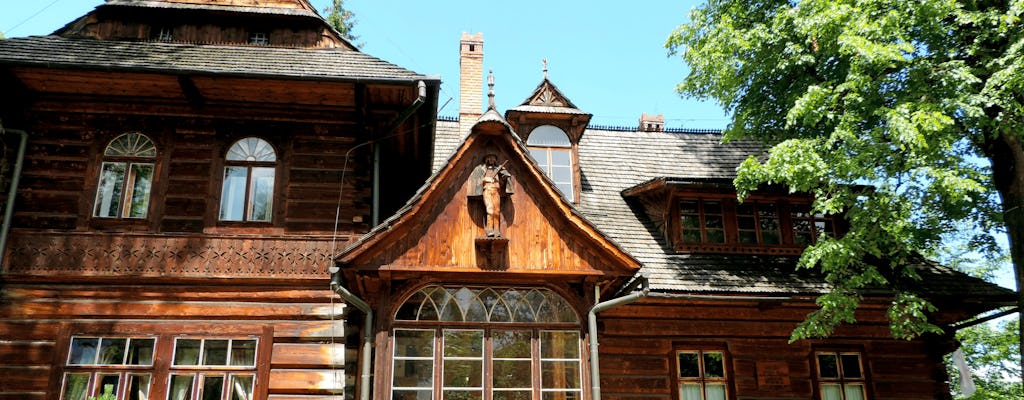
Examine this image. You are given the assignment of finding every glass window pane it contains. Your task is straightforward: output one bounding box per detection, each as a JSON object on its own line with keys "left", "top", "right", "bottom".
{"left": 94, "top": 162, "right": 126, "bottom": 218}
{"left": 127, "top": 374, "right": 150, "bottom": 400}
{"left": 542, "top": 391, "right": 582, "bottom": 400}
{"left": 248, "top": 167, "right": 275, "bottom": 222}
{"left": 703, "top": 201, "right": 722, "bottom": 214}
{"left": 705, "top": 216, "right": 723, "bottom": 229}
{"left": 126, "top": 163, "right": 154, "bottom": 218}
{"left": 392, "top": 390, "right": 432, "bottom": 400}
{"left": 679, "top": 201, "right": 699, "bottom": 214}
{"left": 705, "top": 383, "right": 727, "bottom": 400}
{"left": 62, "top": 373, "right": 90, "bottom": 400}
{"left": 706, "top": 229, "right": 725, "bottom": 243}
{"left": 681, "top": 215, "right": 699, "bottom": 229}
{"left": 817, "top": 354, "right": 840, "bottom": 378}
{"left": 820, "top": 383, "right": 843, "bottom": 400}
{"left": 550, "top": 149, "right": 571, "bottom": 165}
{"left": 493, "top": 360, "right": 532, "bottom": 388}
{"left": 551, "top": 166, "right": 572, "bottom": 183}
{"left": 393, "top": 360, "right": 435, "bottom": 388}
{"left": 493, "top": 390, "right": 532, "bottom": 400}
{"left": 444, "top": 330, "right": 483, "bottom": 357}
{"left": 200, "top": 375, "right": 224, "bottom": 400}
{"left": 679, "top": 383, "right": 702, "bottom": 400}
{"left": 441, "top": 390, "right": 482, "bottom": 400}
{"left": 443, "top": 360, "right": 483, "bottom": 387}
{"left": 844, "top": 383, "right": 866, "bottom": 400}
{"left": 703, "top": 352, "right": 725, "bottom": 378}
{"left": 739, "top": 231, "right": 757, "bottom": 244}
{"left": 105, "top": 133, "right": 156, "bottom": 157}
{"left": 840, "top": 354, "right": 863, "bottom": 378}
{"left": 98, "top": 338, "right": 127, "bottom": 364}
{"left": 69, "top": 337, "right": 99, "bottom": 365}
{"left": 204, "top": 340, "right": 229, "bottom": 366}
{"left": 229, "top": 374, "right": 254, "bottom": 400}
{"left": 682, "top": 229, "right": 702, "bottom": 243}
{"left": 220, "top": 167, "right": 248, "bottom": 221}
{"left": 542, "top": 361, "right": 581, "bottom": 389}
{"left": 227, "top": 138, "right": 276, "bottom": 162}
{"left": 95, "top": 375, "right": 119, "bottom": 398}
{"left": 128, "top": 338, "right": 155, "bottom": 365}
{"left": 528, "top": 126, "right": 571, "bottom": 147}
{"left": 395, "top": 330, "right": 434, "bottom": 358}
{"left": 168, "top": 374, "right": 194, "bottom": 400}
{"left": 231, "top": 340, "right": 257, "bottom": 366}
{"left": 174, "top": 339, "right": 202, "bottom": 366}
{"left": 677, "top": 352, "right": 700, "bottom": 378}
{"left": 493, "top": 330, "right": 531, "bottom": 358}
{"left": 541, "top": 331, "right": 579, "bottom": 359}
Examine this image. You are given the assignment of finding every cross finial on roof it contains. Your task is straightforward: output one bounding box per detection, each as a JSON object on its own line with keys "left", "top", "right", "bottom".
{"left": 542, "top": 59, "right": 548, "bottom": 79}
{"left": 487, "top": 69, "right": 496, "bottom": 110}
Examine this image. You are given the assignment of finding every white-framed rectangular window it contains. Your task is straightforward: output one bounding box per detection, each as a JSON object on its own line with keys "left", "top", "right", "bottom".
{"left": 676, "top": 350, "right": 728, "bottom": 400}
{"left": 61, "top": 336, "right": 156, "bottom": 400}
{"left": 815, "top": 351, "right": 867, "bottom": 400}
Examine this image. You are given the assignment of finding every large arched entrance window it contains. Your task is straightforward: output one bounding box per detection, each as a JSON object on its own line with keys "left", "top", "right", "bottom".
{"left": 391, "top": 286, "right": 583, "bottom": 400}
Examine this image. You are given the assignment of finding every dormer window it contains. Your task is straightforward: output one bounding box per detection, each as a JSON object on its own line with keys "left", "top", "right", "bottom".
{"left": 248, "top": 32, "right": 269, "bottom": 45}
{"left": 674, "top": 196, "right": 840, "bottom": 255}
{"left": 152, "top": 26, "right": 173, "bottom": 42}
{"left": 527, "top": 125, "right": 574, "bottom": 202}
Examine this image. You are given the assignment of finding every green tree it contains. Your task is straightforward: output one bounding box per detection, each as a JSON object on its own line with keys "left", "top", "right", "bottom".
{"left": 951, "top": 317, "right": 1022, "bottom": 399}
{"left": 323, "top": 0, "right": 359, "bottom": 47}
{"left": 667, "top": 0, "right": 1023, "bottom": 374}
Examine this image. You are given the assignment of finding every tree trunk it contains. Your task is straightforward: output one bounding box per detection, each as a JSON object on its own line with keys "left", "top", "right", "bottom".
{"left": 980, "top": 128, "right": 1024, "bottom": 388}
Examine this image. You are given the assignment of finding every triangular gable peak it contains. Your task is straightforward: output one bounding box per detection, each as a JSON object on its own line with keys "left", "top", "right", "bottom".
{"left": 105, "top": 0, "right": 317, "bottom": 12}
{"left": 521, "top": 78, "right": 581, "bottom": 110}
{"left": 337, "top": 109, "right": 640, "bottom": 287}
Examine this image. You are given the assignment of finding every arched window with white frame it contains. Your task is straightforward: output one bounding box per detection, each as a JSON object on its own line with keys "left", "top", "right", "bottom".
{"left": 219, "top": 137, "right": 276, "bottom": 222}
{"left": 94, "top": 132, "right": 157, "bottom": 219}
{"left": 527, "top": 125, "right": 574, "bottom": 202}
{"left": 391, "top": 285, "right": 584, "bottom": 400}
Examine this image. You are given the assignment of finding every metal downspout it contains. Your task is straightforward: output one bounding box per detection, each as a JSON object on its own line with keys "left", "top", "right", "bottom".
{"left": 373, "top": 80, "right": 427, "bottom": 225}
{"left": 330, "top": 272, "right": 374, "bottom": 400}
{"left": 589, "top": 276, "right": 650, "bottom": 400}
{"left": 0, "top": 121, "right": 28, "bottom": 267}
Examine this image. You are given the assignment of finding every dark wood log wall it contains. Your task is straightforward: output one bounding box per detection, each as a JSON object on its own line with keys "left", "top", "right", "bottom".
{"left": 0, "top": 284, "right": 353, "bottom": 400}
{"left": 595, "top": 298, "right": 953, "bottom": 400}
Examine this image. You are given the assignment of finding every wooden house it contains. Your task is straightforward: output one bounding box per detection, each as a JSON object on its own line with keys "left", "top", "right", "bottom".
{"left": 0, "top": 1, "right": 438, "bottom": 399}
{"left": 0, "top": 3, "right": 1015, "bottom": 400}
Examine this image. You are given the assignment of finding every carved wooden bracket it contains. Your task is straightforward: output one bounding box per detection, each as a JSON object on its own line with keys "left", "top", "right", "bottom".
{"left": 474, "top": 237, "right": 508, "bottom": 270}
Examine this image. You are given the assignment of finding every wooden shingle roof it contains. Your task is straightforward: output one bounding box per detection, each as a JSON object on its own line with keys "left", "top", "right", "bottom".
{"left": 0, "top": 36, "right": 431, "bottom": 83}
{"left": 434, "top": 119, "right": 1014, "bottom": 302}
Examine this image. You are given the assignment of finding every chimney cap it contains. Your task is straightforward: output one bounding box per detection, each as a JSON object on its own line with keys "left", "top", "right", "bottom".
{"left": 638, "top": 113, "right": 665, "bottom": 132}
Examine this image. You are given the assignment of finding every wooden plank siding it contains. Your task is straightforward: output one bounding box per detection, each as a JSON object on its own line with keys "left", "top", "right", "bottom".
{"left": 595, "top": 300, "right": 954, "bottom": 400}
{"left": 0, "top": 284, "right": 353, "bottom": 399}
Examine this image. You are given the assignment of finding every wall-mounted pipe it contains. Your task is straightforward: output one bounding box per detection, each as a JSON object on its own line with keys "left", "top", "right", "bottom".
{"left": 0, "top": 121, "right": 28, "bottom": 268}
{"left": 589, "top": 276, "right": 649, "bottom": 400}
{"left": 330, "top": 271, "right": 374, "bottom": 400}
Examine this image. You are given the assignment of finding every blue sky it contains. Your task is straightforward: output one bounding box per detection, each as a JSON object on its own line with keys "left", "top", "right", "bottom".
{"left": 0, "top": 0, "right": 729, "bottom": 129}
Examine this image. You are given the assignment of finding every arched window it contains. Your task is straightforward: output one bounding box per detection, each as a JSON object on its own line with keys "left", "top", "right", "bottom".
{"left": 219, "top": 138, "right": 276, "bottom": 222}
{"left": 528, "top": 125, "right": 574, "bottom": 202}
{"left": 391, "top": 286, "right": 582, "bottom": 400}
{"left": 94, "top": 133, "right": 156, "bottom": 219}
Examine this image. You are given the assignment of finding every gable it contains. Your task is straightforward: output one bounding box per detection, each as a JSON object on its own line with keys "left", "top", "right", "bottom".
{"left": 337, "top": 113, "right": 640, "bottom": 281}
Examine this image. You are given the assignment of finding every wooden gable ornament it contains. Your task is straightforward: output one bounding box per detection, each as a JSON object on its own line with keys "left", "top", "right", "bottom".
{"left": 334, "top": 109, "right": 640, "bottom": 290}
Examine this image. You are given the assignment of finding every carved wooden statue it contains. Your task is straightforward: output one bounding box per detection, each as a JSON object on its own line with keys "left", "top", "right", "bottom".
{"left": 469, "top": 154, "right": 513, "bottom": 237}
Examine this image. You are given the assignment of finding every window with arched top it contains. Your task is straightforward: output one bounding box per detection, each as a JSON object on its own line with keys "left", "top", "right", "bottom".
{"left": 391, "top": 286, "right": 583, "bottom": 400}
{"left": 527, "top": 125, "right": 574, "bottom": 202}
{"left": 219, "top": 138, "right": 276, "bottom": 222}
{"left": 94, "top": 133, "right": 157, "bottom": 219}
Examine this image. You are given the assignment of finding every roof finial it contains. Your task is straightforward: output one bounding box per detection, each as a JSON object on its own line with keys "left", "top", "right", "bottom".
{"left": 542, "top": 58, "right": 548, "bottom": 79}
{"left": 487, "top": 69, "right": 496, "bottom": 110}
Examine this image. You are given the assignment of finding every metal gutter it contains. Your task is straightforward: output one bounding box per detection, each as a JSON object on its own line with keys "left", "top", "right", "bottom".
{"left": 0, "top": 121, "right": 27, "bottom": 268}
{"left": 329, "top": 271, "right": 374, "bottom": 400}
{"left": 589, "top": 276, "right": 649, "bottom": 400}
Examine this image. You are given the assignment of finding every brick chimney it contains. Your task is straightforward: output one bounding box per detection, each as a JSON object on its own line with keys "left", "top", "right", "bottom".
{"left": 459, "top": 32, "right": 484, "bottom": 136}
{"left": 638, "top": 112, "right": 665, "bottom": 132}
